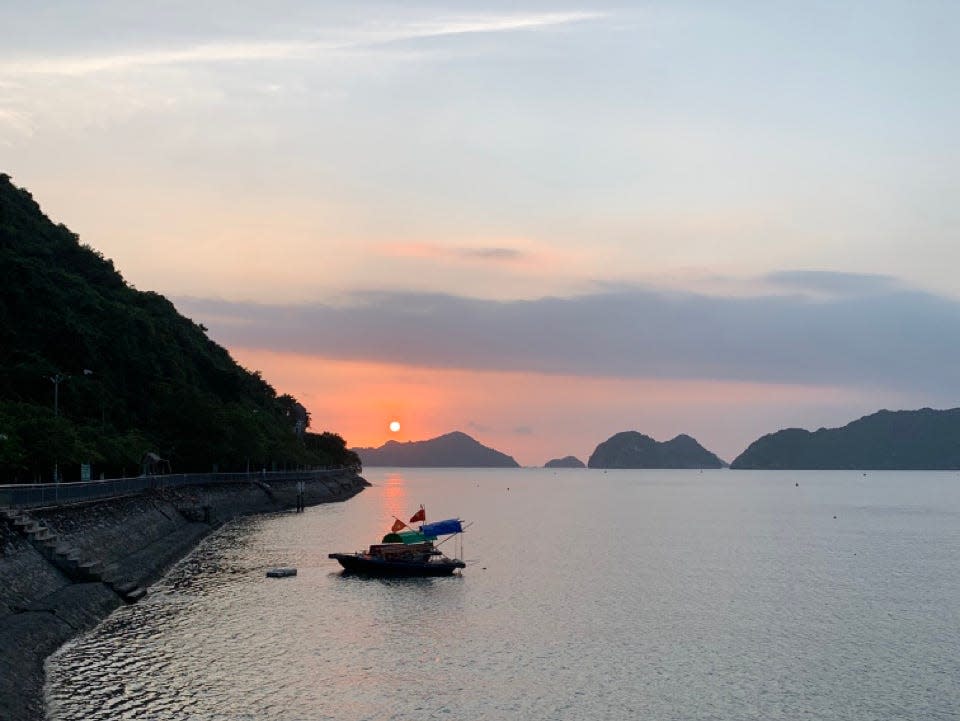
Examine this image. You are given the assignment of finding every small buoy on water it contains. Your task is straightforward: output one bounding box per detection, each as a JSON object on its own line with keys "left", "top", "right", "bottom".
{"left": 833, "top": 515, "right": 837, "bottom": 520}
{"left": 795, "top": 482, "right": 799, "bottom": 487}
{"left": 266, "top": 567, "right": 297, "bottom": 578}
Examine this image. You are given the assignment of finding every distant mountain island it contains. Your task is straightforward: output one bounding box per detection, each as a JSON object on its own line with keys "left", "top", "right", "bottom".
{"left": 588, "top": 431, "right": 725, "bottom": 469}
{"left": 544, "top": 456, "right": 585, "bottom": 469}
{"left": 354, "top": 431, "right": 520, "bottom": 467}
{"left": 731, "top": 408, "right": 960, "bottom": 470}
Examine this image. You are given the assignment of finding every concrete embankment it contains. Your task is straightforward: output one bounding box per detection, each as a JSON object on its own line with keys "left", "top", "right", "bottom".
{"left": 0, "top": 471, "right": 367, "bottom": 721}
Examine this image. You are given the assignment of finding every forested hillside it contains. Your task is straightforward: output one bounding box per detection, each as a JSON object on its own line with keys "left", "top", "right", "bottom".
{"left": 0, "top": 174, "right": 358, "bottom": 481}
{"left": 730, "top": 408, "right": 960, "bottom": 469}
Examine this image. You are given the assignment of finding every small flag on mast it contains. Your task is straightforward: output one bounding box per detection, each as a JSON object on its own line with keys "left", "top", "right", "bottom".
{"left": 409, "top": 505, "right": 426, "bottom": 523}
{"left": 391, "top": 518, "right": 407, "bottom": 533}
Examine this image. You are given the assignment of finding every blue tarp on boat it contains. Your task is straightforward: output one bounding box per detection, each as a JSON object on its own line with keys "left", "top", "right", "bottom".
{"left": 420, "top": 519, "right": 463, "bottom": 536}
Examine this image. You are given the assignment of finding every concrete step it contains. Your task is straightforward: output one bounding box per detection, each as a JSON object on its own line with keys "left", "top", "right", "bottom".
{"left": 78, "top": 560, "right": 103, "bottom": 574}
{"left": 111, "top": 581, "right": 138, "bottom": 596}
{"left": 122, "top": 587, "right": 147, "bottom": 602}
{"left": 37, "top": 544, "right": 58, "bottom": 561}
{"left": 52, "top": 551, "right": 81, "bottom": 568}
{"left": 31, "top": 530, "right": 56, "bottom": 542}
{"left": 77, "top": 561, "right": 104, "bottom": 581}
{"left": 13, "top": 517, "right": 32, "bottom": 528}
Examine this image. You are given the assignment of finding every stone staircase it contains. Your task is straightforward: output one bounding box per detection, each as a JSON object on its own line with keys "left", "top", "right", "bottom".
{"left": 1, "top": 507, "right": 146, "bottom": 602}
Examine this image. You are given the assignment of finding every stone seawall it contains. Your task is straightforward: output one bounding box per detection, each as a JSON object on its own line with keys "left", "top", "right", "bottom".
{"left": 0, "top": 471, "right": 367, "bottom": 721}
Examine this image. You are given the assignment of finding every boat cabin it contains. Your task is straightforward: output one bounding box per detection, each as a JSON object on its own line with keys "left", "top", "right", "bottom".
{"left": 367, "top": 541, "right": 438, "bottom": 561}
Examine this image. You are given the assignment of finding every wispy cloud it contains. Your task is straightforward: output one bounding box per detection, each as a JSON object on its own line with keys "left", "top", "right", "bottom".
{"left": 459, "top": 247, "right": 526, "bottom": 261}
{"left": 384, "top": 242, "right": 529, "bottom": 263}
{"left": 385, "top": 12, "right": 604, "bottom": 41}
{"left": 176, "top": 272, "right": 960, "bottom": 396}
{"left": 0, "top": 42, "right": 319, "bottom": 76}
{"left": 764, "top": 270, "right": 900, "bottom": 297}
{"left": 0, "top": 12, "right": 604, "bottom": 77}
{"left": 0, "top": 108, "right": 33, "bottom": 141}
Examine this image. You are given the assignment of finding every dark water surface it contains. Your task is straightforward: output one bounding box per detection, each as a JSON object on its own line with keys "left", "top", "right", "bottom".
{"left": 46, "top": 469, "right": 960, "bottom": 720}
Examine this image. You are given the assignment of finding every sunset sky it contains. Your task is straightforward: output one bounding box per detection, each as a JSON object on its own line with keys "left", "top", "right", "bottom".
{"left": 2, "top": 2, "right": 958, "bottom": 464}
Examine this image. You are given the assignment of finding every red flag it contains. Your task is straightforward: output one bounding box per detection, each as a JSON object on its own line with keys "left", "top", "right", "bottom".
{"left": 409, "top": 506, "right": 426, "bottom": 524}
{"left": 391, "top": 518, "right": 407, "bottom": 533}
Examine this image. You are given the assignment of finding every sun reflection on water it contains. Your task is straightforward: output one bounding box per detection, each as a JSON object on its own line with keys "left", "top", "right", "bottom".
{"left": 381, "top": 471, "right": 409, "bottom": 531}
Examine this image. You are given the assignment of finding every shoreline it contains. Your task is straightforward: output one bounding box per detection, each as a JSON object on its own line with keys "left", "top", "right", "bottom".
{"left": 0, "top": 472, "right": 368, "bottom": 721}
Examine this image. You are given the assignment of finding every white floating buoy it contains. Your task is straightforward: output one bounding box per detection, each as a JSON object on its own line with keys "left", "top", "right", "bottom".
{"left": 266, "top": 567, "right": 297, "bottom": 578}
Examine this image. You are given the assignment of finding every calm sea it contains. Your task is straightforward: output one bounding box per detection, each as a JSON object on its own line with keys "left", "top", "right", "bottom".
{"left": 45, "top": 468, "right": 960, "bottom": 720}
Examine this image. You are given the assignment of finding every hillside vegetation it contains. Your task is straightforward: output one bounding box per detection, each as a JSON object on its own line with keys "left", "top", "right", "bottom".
{"left": 731, "top": 408, "right": 960, "bottom": 469}
{"left": 0, "top": 174, "right": 358, "bottom": 481}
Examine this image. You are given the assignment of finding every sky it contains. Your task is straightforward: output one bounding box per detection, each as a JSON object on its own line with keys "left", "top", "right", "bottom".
{"left": 2, "top": 1, "right": 958, "bottom": 464}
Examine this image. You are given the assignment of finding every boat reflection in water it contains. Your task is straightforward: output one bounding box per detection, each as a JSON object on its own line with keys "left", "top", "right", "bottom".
{"left": 329, "top": 515, "right": 467, "bottom": 577}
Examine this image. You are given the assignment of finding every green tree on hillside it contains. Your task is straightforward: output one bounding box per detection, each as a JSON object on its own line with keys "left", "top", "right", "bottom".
{"left": 0, "top": 174, "right": 359, "bottom": 482}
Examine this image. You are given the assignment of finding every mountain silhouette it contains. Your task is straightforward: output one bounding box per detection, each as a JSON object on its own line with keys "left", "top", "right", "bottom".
{"left": 354, "top": 431, "right": 519, "bottom": 467}
{"left": 731, "top": 408, "right": 960, "bottom": 469}
{"left": 588, "top": 431, "right": 725, "bottom": 469}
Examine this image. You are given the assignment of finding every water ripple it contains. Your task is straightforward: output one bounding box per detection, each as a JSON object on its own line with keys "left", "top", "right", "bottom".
{"left": 46, "top": 470, "right": 960, "bottom": 720}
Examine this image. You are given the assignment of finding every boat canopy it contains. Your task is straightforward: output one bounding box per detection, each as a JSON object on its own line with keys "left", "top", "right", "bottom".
{"left": 382, "top": 529, "right": 443, "bottom": 544}
{"left": 397, "top": 530, "right": 436, "bottom": 544}
{"left": 419, "top": 519, "right": 463, "bottom": 536}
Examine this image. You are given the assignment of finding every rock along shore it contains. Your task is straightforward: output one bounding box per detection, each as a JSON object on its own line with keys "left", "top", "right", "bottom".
{"left": 0, "top": 471, "right": 368, "bottom": 721}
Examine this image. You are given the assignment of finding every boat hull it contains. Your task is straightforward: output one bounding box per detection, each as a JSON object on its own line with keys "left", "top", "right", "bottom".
{"left": 328, "top": 553, "right": 465, "bottom": 577}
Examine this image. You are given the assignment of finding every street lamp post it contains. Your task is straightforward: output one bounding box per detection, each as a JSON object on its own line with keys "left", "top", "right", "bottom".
{"left": 47, "top": 370, "right": 94, "bottom": 483}
{"left": 49, "top": 372, "right": 67, "bottom": 483}
{"left": 51, "top": 372, "right": 66, "bottom": 416}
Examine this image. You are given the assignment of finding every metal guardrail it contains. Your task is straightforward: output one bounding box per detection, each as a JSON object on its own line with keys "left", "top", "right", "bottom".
{"left": 0, "top": 469, "right": 352, "bottom": 509}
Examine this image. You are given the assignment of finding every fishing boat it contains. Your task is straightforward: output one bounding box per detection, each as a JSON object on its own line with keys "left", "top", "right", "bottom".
{"left": 329, "top": 516, "right": 467, "bottom": 577}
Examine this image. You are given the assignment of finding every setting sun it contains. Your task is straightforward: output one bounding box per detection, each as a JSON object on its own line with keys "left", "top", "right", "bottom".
{"left": 389, "top": 420, "right": 401, "bottom": 433}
